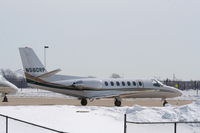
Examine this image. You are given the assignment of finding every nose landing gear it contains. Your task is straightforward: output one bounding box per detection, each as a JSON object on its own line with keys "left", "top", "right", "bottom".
{"left": 162, "top": 99, "right": 168, "bottom": 107}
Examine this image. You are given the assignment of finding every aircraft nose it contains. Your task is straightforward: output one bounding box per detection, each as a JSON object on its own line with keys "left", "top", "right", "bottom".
{"left": 175, "top": 88, "right": 182, "bottom": 96}
{"left": 164, "top": 86, "right": 182, "bottom": 97}
{"left": 171, "top": 86, "right": 182, "bottom": 97}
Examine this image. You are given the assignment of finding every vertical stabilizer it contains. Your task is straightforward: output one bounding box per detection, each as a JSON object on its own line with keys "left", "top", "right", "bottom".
{"left": 19, "top": 47, "right": 47, "bottom": 77}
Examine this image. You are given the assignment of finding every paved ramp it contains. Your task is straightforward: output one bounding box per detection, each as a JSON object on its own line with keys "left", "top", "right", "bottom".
{"left": 0, "top": 96, "right": 193, "bottom": 107}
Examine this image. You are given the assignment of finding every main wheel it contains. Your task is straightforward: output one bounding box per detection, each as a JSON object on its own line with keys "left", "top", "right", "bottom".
{"left": 81, "top": 98, "right": 87, "bottom": 106}
{"left": 2, "top": 95, "right": 8, "bottom": 102}
{"left": 114, "top": 99, "right": 121, "bottom": 106}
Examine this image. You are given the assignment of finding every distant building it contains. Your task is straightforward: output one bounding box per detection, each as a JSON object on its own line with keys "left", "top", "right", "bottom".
{"left": 163, "top": 80, "right": 200, "bottom": 90}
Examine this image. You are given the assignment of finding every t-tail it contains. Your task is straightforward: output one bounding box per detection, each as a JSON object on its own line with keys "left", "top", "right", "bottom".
{"left": 19, "top": 47, "right": 47, "bottom": 77}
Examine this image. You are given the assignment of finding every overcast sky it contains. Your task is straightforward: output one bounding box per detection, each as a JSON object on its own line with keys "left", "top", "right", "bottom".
{"left": 0, "top": 0, "right": 200, "bottom": 80}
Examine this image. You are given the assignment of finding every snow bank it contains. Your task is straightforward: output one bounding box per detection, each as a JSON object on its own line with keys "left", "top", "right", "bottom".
{"left": 172, "top": 89, "right": 200, "bottom": 100}
{"left": 126, "top": 100, "right": 200, "bottom": 122}
{"left": 125, "top": 100, "right": 200, "bottom": 133}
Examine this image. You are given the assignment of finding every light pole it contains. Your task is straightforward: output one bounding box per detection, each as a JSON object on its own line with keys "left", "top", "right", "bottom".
{"left": 44, "top": 46, "right": 49, "bottom": 68}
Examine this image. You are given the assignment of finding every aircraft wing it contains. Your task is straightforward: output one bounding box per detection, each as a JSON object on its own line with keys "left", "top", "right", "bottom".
{"left": 0, "top": 75, "right": 18, "bottom": 94}
{"left": 119, "top": 89, "right": 160, "bottom": 98}
{"left": 88, "top": 89, "right": 159, "bottom": 99}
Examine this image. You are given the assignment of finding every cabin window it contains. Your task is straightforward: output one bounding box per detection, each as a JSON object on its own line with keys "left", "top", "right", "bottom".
{"left": 127, "top": 81, "right": 131, "bottom": 86}
{"left": 138, "top": 81, "right": 143, "bottom": 86}
{"left": 122, "top": 81, "right": 125, "bottom": 86}
{"left": 105, "top": 81, "right": 108, "bottom": 86}
{"left": 132, "top": 81, "right": 136, "bottom": 86}
{"left": 110, "top": 81, "right": 114, "bottom": 86}
{"left": 116, "top": 81, "right": 120, "bottom": 86}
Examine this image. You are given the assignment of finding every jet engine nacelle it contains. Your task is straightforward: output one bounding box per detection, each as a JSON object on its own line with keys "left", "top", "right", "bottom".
{"left": 72, "top": 79, "right": 102, "bottom": 89}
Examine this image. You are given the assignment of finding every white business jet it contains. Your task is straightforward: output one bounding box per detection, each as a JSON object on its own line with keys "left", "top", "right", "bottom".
{"left": 19, "top": 47, "right": 182, "bottom": 106}
{"left": 0, "top": 74, "right": 18, "bottom": 102}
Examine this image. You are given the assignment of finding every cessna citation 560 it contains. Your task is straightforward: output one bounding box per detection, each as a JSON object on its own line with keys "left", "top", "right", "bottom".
{"left": 19, "top": 47, "right": 182, "bottom": 106}
{"left": 0, "top": 74, "right": 18, "bottom": 102}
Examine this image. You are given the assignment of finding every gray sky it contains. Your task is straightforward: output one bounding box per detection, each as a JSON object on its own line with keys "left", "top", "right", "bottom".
{"left": 0, "top": 0, "right": 200, "bottom": 80}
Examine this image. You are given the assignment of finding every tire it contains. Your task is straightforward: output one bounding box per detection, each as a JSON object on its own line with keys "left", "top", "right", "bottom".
{"left": 81, "top": 98, "right": 87, "bottom": 106}
{"left": 163, "top": 100, "right": 168, "bottom": 107}
{"left": 2, "top": 96, "right": 8, "bottom": 102}
{"left": 114, "top": 99, "right": 121, "bottom": 106}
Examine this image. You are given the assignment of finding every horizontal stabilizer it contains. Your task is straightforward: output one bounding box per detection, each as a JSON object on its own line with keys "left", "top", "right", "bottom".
{"left": 37, "top": 69, "right": 61, "bottom": 78}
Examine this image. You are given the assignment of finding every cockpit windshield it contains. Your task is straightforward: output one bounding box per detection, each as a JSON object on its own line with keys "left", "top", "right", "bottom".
{"left": 152, "top": 79, "right": 163, "bottom": 87}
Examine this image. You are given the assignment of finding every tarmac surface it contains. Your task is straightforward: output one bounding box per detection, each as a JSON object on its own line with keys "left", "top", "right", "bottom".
{"left": 0, "top": 96, "right": 194, "bottom": 107}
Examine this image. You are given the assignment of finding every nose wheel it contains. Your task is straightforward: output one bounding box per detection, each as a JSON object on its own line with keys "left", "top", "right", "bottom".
{"left": 162, "top": 99, "right": 168, "bottom": 107}
{"left": 114, "top": 97, "right": 121, "bottom": 107}
{"left": 81, "top": 98, "right": 88, "bottom": 106}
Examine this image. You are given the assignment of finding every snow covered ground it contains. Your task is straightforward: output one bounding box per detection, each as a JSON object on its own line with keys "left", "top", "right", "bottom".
{"left": 10, "top": 88, "right": 72, "bottom": 98}
{"left": 174, "top": 89, "right": 200, "bottom": 100}
{"left": 0, "top": 89, "right": 199, "bottom": 133}
{"left": 0, "top": 100, "right": 200, "bottom": 133}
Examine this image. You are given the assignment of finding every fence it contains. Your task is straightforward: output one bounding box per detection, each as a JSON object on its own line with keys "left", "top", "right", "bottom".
{"left": 124, "top": 114, "right": 200, "bottom": 133}
{"left": 0, "top": 113, "right": 68, "bottom": 133}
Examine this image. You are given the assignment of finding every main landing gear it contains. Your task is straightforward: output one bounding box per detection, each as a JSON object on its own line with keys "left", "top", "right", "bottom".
{"left": 114, "top": 97, "right": 121, "bottom": 107}
{"left": 80, "top": 97, "right": 122, "bottom": 106}
{"left": 2, "top": 93, "right": 8, "bottom": 102}
{"left": 81, "top": 98, "right": 88, "bottom": 106}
